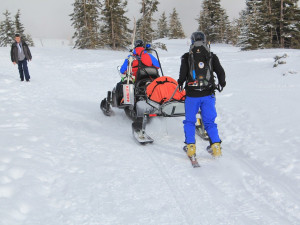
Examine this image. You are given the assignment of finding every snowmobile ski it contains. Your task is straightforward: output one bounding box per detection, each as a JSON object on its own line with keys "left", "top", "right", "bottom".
{"left": 195, "top": 125, "right": 209, "bottom": 140}
{"left": 132, "top": 129, "right": 154, "bottom": 144}
{"left": 100, "top": 98, "right": 113, "bottom": 116}
{"left": 183, "top": 146, "right": 200, "bottom": 168}
{"left": 195, "top": 116, "right": 209, "bottom": 141}
{"left": 101, "top": 107, "right": 112, "bottom": 116}
{"left": 132, "top": 120, "right": 153, "bottom": 144}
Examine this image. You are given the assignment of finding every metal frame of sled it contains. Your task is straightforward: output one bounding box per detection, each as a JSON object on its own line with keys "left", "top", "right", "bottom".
{"left": 130, "top": 86, "right": 209, "bottom": 144}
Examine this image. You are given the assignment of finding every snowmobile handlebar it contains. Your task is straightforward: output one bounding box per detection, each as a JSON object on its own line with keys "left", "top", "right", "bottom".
{"left": 144, "top": 45, "right": 164, "bottom": 77}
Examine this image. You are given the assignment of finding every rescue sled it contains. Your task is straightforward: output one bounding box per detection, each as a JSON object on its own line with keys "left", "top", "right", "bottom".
{"left": 130, "top": 79, "right": 209, "bottom": 144}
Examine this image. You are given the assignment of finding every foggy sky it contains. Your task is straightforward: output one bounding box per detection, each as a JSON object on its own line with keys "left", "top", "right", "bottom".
{"left": 0, "top": 0, "right": 245, "bottom": 39}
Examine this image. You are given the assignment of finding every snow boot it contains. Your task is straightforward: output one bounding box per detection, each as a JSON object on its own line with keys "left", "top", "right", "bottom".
{"left": 185, "top": 144, "right": 196, "bottom": 157}
{"left": 207, "top": 143, "right": 222, "bottom": 157}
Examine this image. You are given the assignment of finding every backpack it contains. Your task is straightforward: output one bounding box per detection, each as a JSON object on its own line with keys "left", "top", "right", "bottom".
{"left": 188, "top": 41, "right": 214, "bottom": 91}
{"left": 146, "top": 76, "right": 185, "bottom": 104}
{"left": 131, "top": 48, "right": 153, "bottom": 80}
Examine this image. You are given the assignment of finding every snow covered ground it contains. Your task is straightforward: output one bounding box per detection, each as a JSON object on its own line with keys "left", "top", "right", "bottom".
{"left": 1, "top": 39, "right": 300, "bottom": 225}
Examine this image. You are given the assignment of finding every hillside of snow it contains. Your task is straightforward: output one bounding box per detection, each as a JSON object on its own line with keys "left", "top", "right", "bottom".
{"left": 1, "top": 39, "right": 300, "bottom": 225}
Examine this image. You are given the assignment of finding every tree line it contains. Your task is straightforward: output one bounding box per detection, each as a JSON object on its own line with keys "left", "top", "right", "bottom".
{"left": 1, "top": 0, "right": 298, "bottom": 50}
{"left": 0, "top": 9, "right": 34, "bottom": 47}
{"left": 71, "top": 0, "right": 299, "bottom": 50}
{"left": 70, "top": 0, "right": 185, "bottom": 50}
{"left": 236, "top": 0, "right": 300, "bottom": 50}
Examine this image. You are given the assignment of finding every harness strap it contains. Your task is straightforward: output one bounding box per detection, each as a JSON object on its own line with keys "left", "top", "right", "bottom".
{"left": 148, "top": 78, "right": 177, "bottom": 99}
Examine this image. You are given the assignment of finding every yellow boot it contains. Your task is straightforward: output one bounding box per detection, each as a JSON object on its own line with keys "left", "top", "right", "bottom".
{"left": 186, "top": 144, "right": 196, "bottom": 157}
{"left": 211, "top": 143, "right": 222, "bottom": 157}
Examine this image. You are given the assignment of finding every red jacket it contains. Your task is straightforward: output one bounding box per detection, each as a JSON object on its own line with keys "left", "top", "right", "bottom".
{"left": 120, "top": 47, "right": 159, "bottom": 79}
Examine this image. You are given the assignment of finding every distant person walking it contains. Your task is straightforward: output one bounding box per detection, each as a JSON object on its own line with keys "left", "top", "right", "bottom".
{"left": 11, "top": 34, "right": 32, "bottom": 82}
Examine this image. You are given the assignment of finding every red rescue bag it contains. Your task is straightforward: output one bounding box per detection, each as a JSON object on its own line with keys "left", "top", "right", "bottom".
{"left": 146, "top": 76, "right": 185, "bottom": 104}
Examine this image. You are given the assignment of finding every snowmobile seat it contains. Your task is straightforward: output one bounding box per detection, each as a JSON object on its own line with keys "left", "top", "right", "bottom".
{"left": 135, "top": 66, "right": 159, "bottom": 84}
{"left": 134, "top": 66, "right": 160, "bottom": 100}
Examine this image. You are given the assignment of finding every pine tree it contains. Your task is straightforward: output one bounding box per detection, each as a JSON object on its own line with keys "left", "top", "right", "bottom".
{"left": 100, "top": 0, "right": 131, "bottom": 50}
{"left": 14, "top": 10, "right": 25, "bottom": 37}
{"left": 70, "top": 0, "right": 102, "bottom": 49}
{"left": 259, "top": 0, "right": 275, "bottom": 48}
{"left": 197, "top": 0, "right": 230, "bottom": 43}
{"left": 277, "top": 0, "right": 300, "bottom": 48}
{"left": 289, "top": 1, "right": 300, "bottom": 48}
{"left": 136, "top": 0, "right": 159, "bottom": 44}
{"left": 25, "top": 34, "right": 35, "bottom": 47}
{"left": 230, "top": 18, "right": 242, "bottom": 46}
{"left": 243, "top": 0, "right": 266, "bottom": 50}
{"left": 197, "top": 0, "right": 210, "bottom": 39}
{"left": 236, "top": 0, "right": 300, "bottom": 50}
{"left": 168, "top": 8, "right": 185, "bottom": 39}
{"left": 156, "top": 12, "right": 168, "bottom": 39}
{"left": 237, "top": 0, "right": 272, "bottom": 49}
{"left": 0, "top": 10, "right": 15, "bottom": 47}
{"left": 236, "top": 10, "right": 250, "bottom": 48}
{"left": 14, "top": 9, "right": 34, "bottom": 46}
{"left": 219, "top": 8, "right": 232, "bottom": 43}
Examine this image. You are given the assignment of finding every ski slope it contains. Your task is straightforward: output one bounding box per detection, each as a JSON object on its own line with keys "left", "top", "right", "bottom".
{"left": 1, "top": 39, "right": 300, "bottom": 225}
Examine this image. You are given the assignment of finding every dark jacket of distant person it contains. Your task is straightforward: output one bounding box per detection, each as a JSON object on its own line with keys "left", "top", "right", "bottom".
{"left": 11, "top": 41, "right": 32, "bottom": 63}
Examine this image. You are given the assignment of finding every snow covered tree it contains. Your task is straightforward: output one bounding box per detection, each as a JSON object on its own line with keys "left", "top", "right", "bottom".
{"left": 240, "top": 0, "right": 267, "bottom": 50}
{"left": 156, "top": 11, "right": 168, "bottom": 39}
{"left": 100, "top": 0, "right": 131, "bottom": 50}
{"left": 230, "top": 18, "right": 242, "bottom": 46}
{"left": 70, "top": 0, "right": 102, "bottom": 49}
{"left": 237, "top": 0, "right": 273, "bottom": 49}
{"left": 288, "top": 1, "right": 300, "bottom": 48}
{"left": 197, "top": 0, "right": 231, "bottom": 43}
{"left": 259, "top": 0, "right": 275, "bottom": 48}
{"left": 197, "top": 1, "right": 211, "bottom": 39}
{"left": 236, "top": 0, "right": 300, "bottom": 50}
{"left": 136, "top": 0, "right": 159, "bottom": 44}
{"left": 14, "top": 10, "right": 25, "bottom": 37}
{"left": 168, "top": 8, "right": 185, "bottom": 39}
{"left": 0, "top": 10, "right": 15, "bottom": 47}
{"left": 236, "top": 10, "right": 249, "bottom": 48}
{"left": 24, "top": 34, "right": 34, "bottom": 47}
{"left": 275, "top": 0, "right": 300, "bottom": 48}
{"left": 14, "top": 9, "right": 35, "bottom": 46}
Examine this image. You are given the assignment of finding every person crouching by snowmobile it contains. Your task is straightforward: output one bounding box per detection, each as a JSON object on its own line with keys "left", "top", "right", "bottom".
{"left": 177, "top": 31, "right": 226, "bottom": 158}
{"left": 115, "top": 40, "right": 160, "bottom": 105}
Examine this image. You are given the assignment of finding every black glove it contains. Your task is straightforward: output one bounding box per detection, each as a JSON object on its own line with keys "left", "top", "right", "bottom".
{"left": 220, "top": 81, "right": 226, "bottom": 88}
{"left": 177, "top": 80, "right": 184, "bottom": 92}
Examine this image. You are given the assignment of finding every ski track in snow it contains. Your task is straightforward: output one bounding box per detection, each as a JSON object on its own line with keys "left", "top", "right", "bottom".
{"left": 1, "top": 39, "right": 300, "bottom": 225}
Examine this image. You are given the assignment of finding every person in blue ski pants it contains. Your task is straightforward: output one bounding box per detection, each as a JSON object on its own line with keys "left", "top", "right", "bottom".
{"left": 184, "top": 95, "right": 220, "bottom": 144}
{"left": 178, "top": 31, "right": 226, "bottom": 158}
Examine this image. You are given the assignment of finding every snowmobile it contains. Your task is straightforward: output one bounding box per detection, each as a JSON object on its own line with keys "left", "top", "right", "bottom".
{"left": 100, "top": 45, "right": 209, "bottom": 144}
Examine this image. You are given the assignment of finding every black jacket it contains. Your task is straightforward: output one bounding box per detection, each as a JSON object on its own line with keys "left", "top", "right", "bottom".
{"left": 178, "top": 52, "right": 226, "bottom": 97}
{"left": 11, "top": 41, "right": 32, "bottom": 63}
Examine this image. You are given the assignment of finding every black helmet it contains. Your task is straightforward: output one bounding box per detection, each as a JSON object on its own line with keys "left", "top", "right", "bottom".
{"left": 191, "top": 32, "right": 206, "bottom": 44}
{"left": 134, "top": 39, "right": 144, "bottom": 48}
